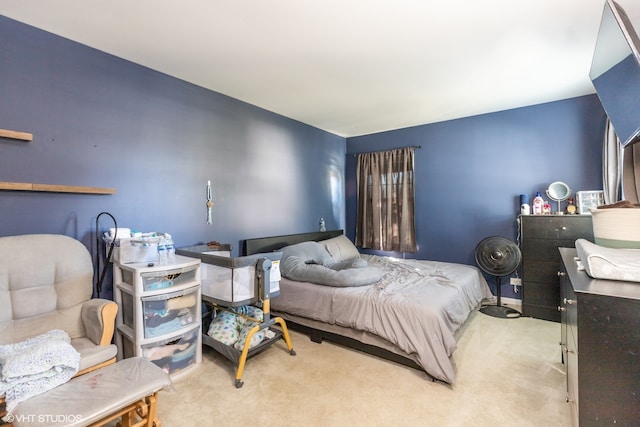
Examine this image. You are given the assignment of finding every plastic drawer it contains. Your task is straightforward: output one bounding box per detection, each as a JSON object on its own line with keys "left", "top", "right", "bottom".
{"left": 118, "top": 263, "right": 199, "bottom": 291}
{"left": 142, "top": 285, "right": 199, "bottom": 338}
{"left": 576, "top": 190, "right": 604, "bottom": 214}
{"left": 141, "top": 326, "right": 200, "bottom": 376}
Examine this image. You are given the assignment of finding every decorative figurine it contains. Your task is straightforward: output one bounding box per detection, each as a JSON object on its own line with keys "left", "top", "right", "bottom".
{"left": 206, "top": 180, "right": 214, "bottom": 224}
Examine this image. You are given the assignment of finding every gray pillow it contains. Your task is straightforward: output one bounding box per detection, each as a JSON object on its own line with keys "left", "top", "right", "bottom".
{"left": 321, "top": 235, "right": 361, "bottom": 262}
{"left": 281, "top": 241, "right": 332, "bottom": 266}
{"left": 280, "top": 241, "right": 382, "bottom": 287}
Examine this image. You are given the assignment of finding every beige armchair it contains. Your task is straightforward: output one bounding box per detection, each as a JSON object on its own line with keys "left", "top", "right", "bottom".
{"left": 0, "top": 234, "right": 118, "bottom": 416}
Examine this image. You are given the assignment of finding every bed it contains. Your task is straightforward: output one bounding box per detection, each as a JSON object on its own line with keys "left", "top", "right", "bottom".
{"left": 243, "top": 230, "right": 492, "bottom": 384}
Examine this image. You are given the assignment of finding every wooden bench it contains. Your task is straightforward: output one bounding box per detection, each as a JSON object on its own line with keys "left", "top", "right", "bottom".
{"left": 5, "top": 358, "right": 171, "bottom": 427}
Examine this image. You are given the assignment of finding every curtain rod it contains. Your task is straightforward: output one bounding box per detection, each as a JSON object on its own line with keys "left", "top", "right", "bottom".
{"left": 352, "top": 145, "right": 421, "bottom": 157}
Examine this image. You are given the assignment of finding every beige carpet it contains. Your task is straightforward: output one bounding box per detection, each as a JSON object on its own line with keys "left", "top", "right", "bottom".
{"left": 155, "top": 311, "right": 571, "bottom": 427}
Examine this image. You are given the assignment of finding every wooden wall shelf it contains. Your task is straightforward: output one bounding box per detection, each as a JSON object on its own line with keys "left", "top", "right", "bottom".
{"left": 0, "top": 181, "right": 116, "bottom": 195}
{"left": 0, "top": 129, "right": 33, "bottom": 141}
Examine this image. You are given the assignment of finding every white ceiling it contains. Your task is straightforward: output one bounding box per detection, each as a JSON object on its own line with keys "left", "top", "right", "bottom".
{"left": 2, "top": 0, "right": 640, "bottom": 137}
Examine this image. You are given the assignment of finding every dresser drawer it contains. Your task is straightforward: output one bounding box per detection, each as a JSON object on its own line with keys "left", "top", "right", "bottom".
{"left": 523, "top": 281, "right": 560, "bottom": 307}
{"left": 142, "top": 325, "right": 199, "bottom": 375}
{"left": 522, "top": 303, "right": 560, "bottom": 322}
{"left": 142, "top": 285, "right": 199, "bottom": 338}
{"left": 120, "top": 263, "right": 199, "bottom": 291}
{"left": 521, "top": 239, "right": 577, "bottom": 261}
{"left": 520, "top": 216, "right": 593, "bottom": 240}
{"left": 566, "top": 324, "right": 579, "bottom": 421}
{"left": 522, "top": 259, "right": 562, "bottom": 283}
{"left": 565, "top": 284, "right": 577, "bottom": 345}
{"left": 520, "top": 216, "right": 593, "bottom": 323}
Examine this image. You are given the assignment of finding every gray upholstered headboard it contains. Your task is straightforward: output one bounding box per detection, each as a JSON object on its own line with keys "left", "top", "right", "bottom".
{"left": 243, "top": 230, "right": 343, "bottom": 256}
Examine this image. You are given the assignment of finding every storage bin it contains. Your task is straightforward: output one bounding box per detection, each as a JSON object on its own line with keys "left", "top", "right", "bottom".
{"left": 591, "top": 208, "right": 640, "bottom": 248}
{"left": 576, "top": 190, "right": 604, "bottom": 214}
{"left": 138, "top": 264, "right": 199, "bottom": 291}
{"left": 142, "top": 285, "right": 199, "bottom": 338}
{"left": 176, "top": 245, "right": 282, "bottom": 307}
{"left": 104, "top": 234, "right": 162, "bottom": 264}
{"left": 140, "top": 326, "right": 200, "bottom": 376}
{"left": 119, "top": 259, "right": 200, "bottom": 292}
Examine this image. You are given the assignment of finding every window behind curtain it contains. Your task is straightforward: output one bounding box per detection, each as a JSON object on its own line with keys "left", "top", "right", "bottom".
{"left": 355, "top": 147, "right": 417, "bottom": 252}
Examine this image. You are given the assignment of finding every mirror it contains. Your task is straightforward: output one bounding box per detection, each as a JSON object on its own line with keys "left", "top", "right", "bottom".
{"left": 546, "top": 181, "right": 571, "bottom": 214}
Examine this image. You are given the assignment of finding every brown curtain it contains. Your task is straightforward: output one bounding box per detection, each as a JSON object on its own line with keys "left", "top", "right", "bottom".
{"left": 622, "top": 142, "right": 640, "bottom": 204}
{"left": 355, "top": 147, "right": 416, "bottom": 252}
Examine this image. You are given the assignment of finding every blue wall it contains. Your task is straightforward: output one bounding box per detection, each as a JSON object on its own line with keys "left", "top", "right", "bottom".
{"left": 0, "top": 16, "right": 346, "bottom": 297}
{"left": 346, "top": 96, "right": 606, "bottom": 298}
{"left": 2, "top": 16, "right": 607, "bottom": 302}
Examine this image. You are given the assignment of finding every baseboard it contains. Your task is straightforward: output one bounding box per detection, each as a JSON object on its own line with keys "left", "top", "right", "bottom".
{"left": 484, "top": 296, "right": 522, "bottom": 312}
{"left": 500, "top": 297, "right": 522, "bottom": 312}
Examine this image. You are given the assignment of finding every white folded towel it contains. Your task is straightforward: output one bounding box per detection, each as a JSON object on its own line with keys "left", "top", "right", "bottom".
{"left": 110, "top": 228, "right": 131, "bottom": 239}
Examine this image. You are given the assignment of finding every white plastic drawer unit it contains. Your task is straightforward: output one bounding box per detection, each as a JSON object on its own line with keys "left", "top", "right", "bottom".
{"left": 142, "top": 325, "right": 200, "bottom": 376}
{"left": 176, "top": 245, "right": 282, "bottom": 307}
{"left": 141, "top": 285, "right": 199, "bottom": 338}
{"left": 120, "top": 263, "right": 199, "bottom": 292}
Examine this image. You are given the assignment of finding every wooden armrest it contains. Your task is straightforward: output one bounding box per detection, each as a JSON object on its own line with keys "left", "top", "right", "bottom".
{"left": 99, "top": 301, "right": 118, "bottom": 346}
{"left": 82, "top": 299, "right": 118, "bottom": 346}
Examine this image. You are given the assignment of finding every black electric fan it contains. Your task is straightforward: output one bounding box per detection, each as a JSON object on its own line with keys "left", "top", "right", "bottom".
{"left": 474, "top": 236, "right": 522, "bottom": 319}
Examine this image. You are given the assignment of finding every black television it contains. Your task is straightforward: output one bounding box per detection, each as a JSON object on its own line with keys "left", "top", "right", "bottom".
{"left": 590, "top": 0, "right": 640, "bottom": 147}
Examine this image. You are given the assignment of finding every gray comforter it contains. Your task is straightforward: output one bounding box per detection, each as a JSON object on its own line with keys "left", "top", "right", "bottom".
{"left": 271, "top": 255, "right": 492, "bottom": 384}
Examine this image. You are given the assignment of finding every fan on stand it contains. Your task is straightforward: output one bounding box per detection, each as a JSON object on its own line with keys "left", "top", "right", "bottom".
{"left": 474, "top": 236, "right": 522, "bottom": 319}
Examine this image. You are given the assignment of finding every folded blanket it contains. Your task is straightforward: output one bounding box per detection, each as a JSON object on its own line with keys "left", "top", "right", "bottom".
{"left": 575, "top": 238, "right": 640, "bottom": 282}
{"left": 0, "top": 329, "right": 80, "bottom": 414}
{"left": 167, "top": 294, "right": 197, "bottom": 310}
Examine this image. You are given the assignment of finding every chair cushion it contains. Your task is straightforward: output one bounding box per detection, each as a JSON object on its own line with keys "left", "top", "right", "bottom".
{"left": 0, "top": 234, "right": 93, "bottom": 342}
{"left": 71, "top": 338, "right": 117, "bottom": 372}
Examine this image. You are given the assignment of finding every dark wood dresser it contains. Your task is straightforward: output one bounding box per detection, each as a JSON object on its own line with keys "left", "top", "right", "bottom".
{"left": 519, "top": 215, "right": 593, "bottom": 322}
{"left": 559, "top": 248, "right": 640, "bottom": 426}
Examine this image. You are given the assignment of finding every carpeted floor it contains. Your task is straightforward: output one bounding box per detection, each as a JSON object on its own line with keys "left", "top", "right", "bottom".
{"left": 154, "top": 311, "right": 571, "bottom": 427}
